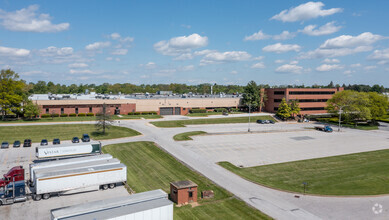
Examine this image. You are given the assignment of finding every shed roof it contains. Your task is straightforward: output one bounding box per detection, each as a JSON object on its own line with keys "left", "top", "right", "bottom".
{"left": 170, "top": 180, "right": 197, "bottom": 189}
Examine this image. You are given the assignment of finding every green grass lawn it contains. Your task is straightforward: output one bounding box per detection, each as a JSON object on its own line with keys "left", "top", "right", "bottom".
{"left": 173, "top": 131, "right": 207, "bottom": 141}
{"left": 0, "top": 124, "right": 141, "bottom": 143}
{"left": 0, "top": 114, "right": 162, "bottom": 123}
{"left": 151, "top": 115, "right": 275, "bottom": 128}
{"left": 103, "top": 141, "right": 271, "bottom": 220}
{"left": 218, "top": 149, "right": 389, "bottom": 195}
{"left": 187, "top": 112, "right": 245, "bottom": 117}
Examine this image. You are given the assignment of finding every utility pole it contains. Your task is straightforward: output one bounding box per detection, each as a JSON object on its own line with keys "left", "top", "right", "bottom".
{"left": 248, "top": 103, "right": 251, "bottom": 132}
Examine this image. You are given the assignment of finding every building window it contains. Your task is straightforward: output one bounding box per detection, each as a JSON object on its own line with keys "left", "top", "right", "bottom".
{"left": 274, "top": 107, "right": 279, "bottom": 111}
{"left": 289, "top": 91, "right": 335, "bottom": 95}
{"left": 274, "top": 99, "right": 282, "bottom": 102}
{"left": 89, "top": 107, "right": 92, "bottom": 113}
{"left": 46, "top": 108, "right": 49, "bottom": 114}
{"left": 188, "top": 191, "right": 193, "bottom": 198}
{"left": 290, "top": 99, "right": 328, "bottom": 103}
{"left": 274, "top": 91, "right": 285, "bottom": 95}
{"left": 300, "top": 107, "right": 325, "bottom": 111}
{"left": 183, "top": 108, "right": 186, "bottom": 110}
{"left": 75, "top": 108, "right": 78, "bottom": 114}
{"left": 61, "top": 108, "right": 64, "bottom": 114}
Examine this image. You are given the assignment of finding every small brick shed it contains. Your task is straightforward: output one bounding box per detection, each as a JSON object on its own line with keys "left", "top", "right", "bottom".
{"left": 170, "top": 180, "right": 198, "bottom": 205}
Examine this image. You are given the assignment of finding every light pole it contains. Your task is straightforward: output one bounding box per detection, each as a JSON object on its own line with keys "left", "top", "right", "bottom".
{"left": 248, "top": 104, "right": 251, "bottom": 132}
{"left": 338, "top": 106, "right": 342, "bottom": 132}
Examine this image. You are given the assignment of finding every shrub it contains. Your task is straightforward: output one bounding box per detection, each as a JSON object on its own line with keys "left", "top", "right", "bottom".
{"left": 60, "top": 113, "right": 68, "bottom": 117}
{"left": 149, "top": 111, "right": 157, "bottom": 115}
{"left": 50, "top": 113, "right": 60, "bottom": 117}
{"left": 134, "top": 112, "right": 141, "bottom": 115}
{"left": 141, "top": 111, "right": 157, "bottom": 115}
{"left": 214, "top": 108, "right": 227, "bottom": 112}
{"left": 86, "top": 113, "right": 94, "bottom": 116}
{"left": 78, "top": 113, "right": 86, "bottom": 117}
{"left": 128, "top": 112, "right": 135, "bottom": 115}
{"left": 189, "top": 109, "right": 207, "bottom": 113}
{"left": 69, "top": 113, "right": 77, "bottom": 117}
{"left": 41, "top": 114, "right": 50, "bottom": 118}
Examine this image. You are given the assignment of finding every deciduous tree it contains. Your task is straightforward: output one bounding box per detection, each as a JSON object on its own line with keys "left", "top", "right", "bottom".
{"left": 95, "top": 103, "right": 113, "bottom": 134}
{"left": 276, "top": 98, "right": 291, "bottom": 120}
{"left": 0, "top": 69, "right": 25, "bottom": 120}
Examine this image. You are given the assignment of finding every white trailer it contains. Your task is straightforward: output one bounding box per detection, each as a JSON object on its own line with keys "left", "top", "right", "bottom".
{"left": 29, "top": 154, "right": 113, "bottom": 183}
{"left": 35, "top": 141, "right": 102, "bottom": 159}
{"left": 33, "top": 163, "right": 127, "bottom": 201}
{"left": 31, "top": 158, "right": 120, "bottom": 187}
{"left": 51, "top": 189, "right": 173, "bottom": 220}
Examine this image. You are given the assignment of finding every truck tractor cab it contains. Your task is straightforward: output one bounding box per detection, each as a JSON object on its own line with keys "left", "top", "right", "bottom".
{"left": 0, "top": 178, "right": 27, "bottom": 205}
{"left": 0, "top": 166, "right": 24, "bottom": 187}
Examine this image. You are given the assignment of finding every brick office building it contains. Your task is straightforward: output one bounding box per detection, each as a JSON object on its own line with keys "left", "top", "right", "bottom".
{"left": 264, "top": 87, "right": 344, "bottom": 115}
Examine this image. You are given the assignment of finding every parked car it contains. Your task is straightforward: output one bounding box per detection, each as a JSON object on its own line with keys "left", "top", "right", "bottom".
{"left": 256, "top": 120, "right": 266, "bottom": 124}
{"left": 13, "top": 140, "right": 21, "bottom": 148}
{"left": 23, "top": 139, "right": 32, "bottom": 147}
{"left": 72, "top": 137, "right": 80, "bottom": 143}
{"left": 1, "top": 142, "right": 9, "bottom": 149}
{"left": 222, "top": 112, "right": 229, "bottom": 116}
{"left": 40, "top": 139, "right": 48, "bottom": 146}
{"left": 53, "top": 138, "right": 61, "bottom": 145}
{"left": 82, "top": 134, "right": 90, "bottom": 142}
{"left": 268, "top": 120, "right": 275, "bottom": 124}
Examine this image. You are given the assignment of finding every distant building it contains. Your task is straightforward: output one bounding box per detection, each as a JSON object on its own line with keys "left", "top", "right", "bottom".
{"left": 170, "top": 180, "right": 198, "bottom": 205}
{"left": 265, "top": 87, "right": 344, "bottom": 115}
{"left": 157, "top": 91, "right": 173, "bottom": 95}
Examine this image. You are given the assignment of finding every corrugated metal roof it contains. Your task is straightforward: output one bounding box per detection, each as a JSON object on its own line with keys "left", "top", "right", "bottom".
{"left": 51, "top": 189, "right": 172, "bottom": 220}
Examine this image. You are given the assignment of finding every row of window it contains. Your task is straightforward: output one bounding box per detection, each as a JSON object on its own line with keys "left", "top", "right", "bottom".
{"left": 273, "top": 107, "right": 325, "bottom": 111}
{"left": 273, "top": 91, "right": 335, "bottom": 95}
{"left": 45, "top": 107, "right": 95, "bottom": 114}
{"left": 274, "top": 99, "right": 328, "bottom": 103}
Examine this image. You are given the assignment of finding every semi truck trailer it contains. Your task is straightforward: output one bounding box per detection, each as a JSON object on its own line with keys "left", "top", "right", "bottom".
{"left": 0, "top": 159, "right": 127, "bottom": 205}
{"left": 29, "top": 154, "right": 113, "bottom": 186}
{"left": 35, "top": 141, "right": 102, "bottom": 159}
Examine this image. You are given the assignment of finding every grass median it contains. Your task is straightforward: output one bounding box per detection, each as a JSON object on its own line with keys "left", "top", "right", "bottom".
{"left": 173, "top": 131, "right": 207, "bottom": 141}
{"left": 0, "top": 124, "right": 141, "bottom": 143}
{"left": 151, "top": 115, "right": 275, "bottom": 128}
{"left": 103, "top": 141, "right": 271, "bottom": 220}
{"left": 218, "top": 149, "right": 389, "bottom": 196}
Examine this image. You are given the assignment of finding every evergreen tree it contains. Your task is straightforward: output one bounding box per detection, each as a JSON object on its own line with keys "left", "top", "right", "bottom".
{"left": 276, "top": 98, "right": 291, "bottom": 120}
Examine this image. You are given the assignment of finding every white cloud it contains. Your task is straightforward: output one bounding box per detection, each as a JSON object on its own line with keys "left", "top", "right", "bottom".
{"left": 275, "top": 59, "right": 284, "bottom": 63}
{"left": 181, "top": 65, "right": 195, "bottom": 71}
{"left": 0, "top": 5, "right": 69, "bottom": 32}
{"left": 320, "top": 32, "right": 384, "bottom": 49}
{"left": 111, "top": 48, "right": 128, "bottom": 55}
{"left": 68, "top": 63, "right": 88, "bottom": 68}
{"left": 106, "top": 57, "right": 113, "bottom": 61}
{"left": 253, "top": 56, "right": 264, "bottom": 61}
{"left": 38, "top": 46, "right": 73, "bottom": 56}
{"left": 230, "top": 70, "right": 238, "bottom": 74}
{"left": 316, "top": 64, "right": 343, "bottom": 71}
{"left": 299, "top": 32, "right": 385, "bottom": 59}
{"left": 110, "top": 33, "right": 121, "bottom": 40}
{"left": 244, "top": 30, "right": 270, "bottom": 41}
{"left": 275, "top": 64, "right": 303, "bottom": 74}
{"left": 85, "top": 41, "right": 111, "bottom": 50}
{"left": 350, "top": 63, "right": 361, "bottom": 68}
{"left": 200, "top": 51, "right": 252, "bottom": 65}
{"left": 244, "top": 30, "right": 295, "bottom": 41}
{"left": 368, "top": 48, "right": 389, "bottom": 63}
{"left": 289, "top": 60, "right": 299, "bottom": 65}
{"left": 154, "top": 33, "right": 208, "bottom": 56}
{"left": 263, "top": 43, "right": 301, "bottom": 53}
{"left": 69, "top": 69, "right": 95, "bottom": 74}
{"left": 343, "top": 70, "right": 355, "bottom": 75}
{"left": 323, "top": 58, "right": 340, "bottom": 63}
{"left": 144, "top": 62, "right": 156, "bottom": 69}
{"left": 194, "top": 49, "right": 216, "bottom": 56}
{"left": 251, "top": 62, "right": 265, "bottom": 69}
{"left": 273, "top": 31, "right": 296, "bottom": 40}
{"left": 173, "top": 53, "right": 193, "bottom": 60}
{"left": 364, "top": 65, "right": 377, "bottom": 71}
{"left": 271, "top": 2, "right": 343, "bottom": 22}
{"left": 300, "top": 21, "right": 341, "bottom": 36}
{"left": 0, "top": 46, "right": 30, "bottom": 57}
{"left": 21, "top": 70, "right": 48, "bottom": 76}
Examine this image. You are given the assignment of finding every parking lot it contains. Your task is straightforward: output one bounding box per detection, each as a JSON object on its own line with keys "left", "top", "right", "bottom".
{"left": 180, "top": 123, "right": 389, "bottom": 167}
{"left": 0, "top": 141, "right": 129, "bottom": 220}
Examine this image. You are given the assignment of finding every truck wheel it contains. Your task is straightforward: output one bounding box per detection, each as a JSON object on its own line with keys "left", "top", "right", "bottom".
{"left": 109, "top": 183, "right": 115, "bottom": 189}
{"left": 102, "top": 184, "right": 108, "bottom": 190}
{"left": 34, "top": 194, "right": 42, "bottom": 201}
{"left": 43, "top": 193, "right": 50, "bottom": 200}
{"left": 0, "top": 200, "right": 3, "bottom": 206}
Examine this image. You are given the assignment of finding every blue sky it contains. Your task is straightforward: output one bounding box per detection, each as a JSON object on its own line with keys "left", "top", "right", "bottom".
{"left": 1, "top": 1, "right": 389, "bottom": 86}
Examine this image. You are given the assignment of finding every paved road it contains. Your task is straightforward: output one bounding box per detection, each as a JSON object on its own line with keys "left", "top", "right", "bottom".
{"left": 2, "top": 116, "right": 389, "bottom": 219}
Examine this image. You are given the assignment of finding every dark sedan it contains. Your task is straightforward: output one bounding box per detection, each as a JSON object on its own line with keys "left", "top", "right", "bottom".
{"left": 13, "top": 140, "right": 21, "bottom": 148}
{"left": 40, "top": 139, "right": 48, "bottom": 146}
{"left": 53, "top": 138, "right": 61, "bottom": 145}
{"left": 82, "top": 134, "right": 90, "bottom": 142}
{"left": 72, "top": 137, "right": 80, "bottom": 143}
{"left": 23, "top": 139, "right": 32, "bottom": 147}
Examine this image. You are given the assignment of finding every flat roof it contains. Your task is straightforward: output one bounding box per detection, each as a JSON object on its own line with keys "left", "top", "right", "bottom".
{"left": 51, "top": 189, "right": 172, "bottom": 220}
{"left": 30, "top": 154, "right": 112, "bottom": 169}
{"left": 37, "top": 141, "right": 100, "bottom": 150}
{"left": 170, "top": 180, "right": 197, "bottom": 189}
